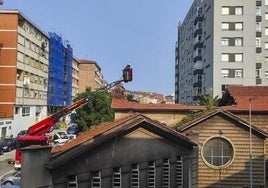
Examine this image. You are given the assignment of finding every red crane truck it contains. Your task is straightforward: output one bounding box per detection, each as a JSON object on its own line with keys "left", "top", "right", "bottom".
{"left": 15, "top": 65, "right": 133, "bottom": 169}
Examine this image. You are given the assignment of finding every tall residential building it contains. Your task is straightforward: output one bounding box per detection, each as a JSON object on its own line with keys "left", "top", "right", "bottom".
{"left": 71, "top": 56, "right": 79, "bottom": 101}
{"left": 175, "top": 0, "right": 268, "bottom": 105}
{"left": 0, "top": 10, "right": 49, "bottom": 137}
{"left": 47, "top": 32, "right": 73, "bottom": 114}
{"left": 78, "top": 59, "right": 107, "bottom": 93}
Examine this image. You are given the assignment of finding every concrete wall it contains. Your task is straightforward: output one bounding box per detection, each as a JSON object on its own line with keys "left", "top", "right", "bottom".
{"left": 21, "top": 146, "right": 52, "bottom": 188}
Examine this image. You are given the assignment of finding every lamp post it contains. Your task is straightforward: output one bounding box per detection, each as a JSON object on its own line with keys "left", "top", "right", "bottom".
{"left": 249, "top": 97, "right": 253, "bottom": 188}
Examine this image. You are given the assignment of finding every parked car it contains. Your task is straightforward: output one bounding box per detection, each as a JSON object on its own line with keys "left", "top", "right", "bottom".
{"left": 0, "top": 138, "right": 17, "bottom": 152}
{"left": 17, "top": 130, "right": 27, "bottom": 137}
{"left": 0, "top": 171, "right": 21, "bottom": 186}
{"left": 66, "top": 124, "right": 78, "bottom": 135}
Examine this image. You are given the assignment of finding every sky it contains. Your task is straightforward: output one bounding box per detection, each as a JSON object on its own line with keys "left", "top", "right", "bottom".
{"left": 1, "top": 0, "right": 193, "bottom": 95}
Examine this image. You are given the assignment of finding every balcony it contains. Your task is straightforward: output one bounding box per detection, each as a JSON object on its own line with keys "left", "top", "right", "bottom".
{"left": 256, "top": 31, "right": 262, "bottom": 37}
{"left": 256, "top": 78, "right": 262, "bottom": 84}
{"left": 256, "top": 16, "right": 262, "bottom": 22}
{"left": 256, "top": 47, "right": 262, "bottom": 53}
{"left": 194, "top": 15, "right": 203, "bottom": 25}
{"left": 194, "top": 41, "right": 203, "bottom": 50}
{"left": 194, "top": 54, "right": 202, "bottom": 62}
{"left": 194, "top": 69, "right": 203, "bottom": 75}
{"left": 194, "top": 28, "right": 202, "bottom": 37}
{"left": 256, "top": 0, "right": 262, "bottom": 6}
{"left": 256, "top": 63, "right": 262, "bottom": 69}
{"left": 193, "top": 81, "right": 202, "bottom": 87}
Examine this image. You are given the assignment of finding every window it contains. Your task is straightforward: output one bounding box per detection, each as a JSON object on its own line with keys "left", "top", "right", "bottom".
{"left": 235, "top": 69, "right": 243, "bottom": 78}
{"left": 202, "top": 137, "right": 234, "bottom": 167}
{"left": 221, "top": 69, "right": 229, "bottom": 78}
{"left": 67, "top": 175, "right": 78, "bottom": 188}
{"left": 256, "top": 23, "right": 261, "bottom": 31}
{"left": 221, "top": 38, "right": 229, "bottom": 46}
{"left": 148, "top": 161, "right": 155, "bottom": 188}
{"left": 235, "top": 38, "right": 243, "bottom": 46}
{"left": 222, "top": 23, "right": 229, "bottom": 30}
{"left": 265, "top": 71, "right": 268, "bottom": 78}
{"left": 256, "top": 7, "right": 261, "bottom": 15}
{"left": 131, "top": 164, "right": 139, "bottom": 188}
{"left": 256, "top": 38, "right": 261, "bottom": 47}
{"left": 162, "top": 159, "right": 170, "bottom": 188}
{"left": 265, "top": 28, "right": 268, "bottom": 35}
{"left": 222, "top": 7, "right": 229, "bottom": 15}
{"left": 235, "top": 54, "right": 243, "bottom": 62}
{"left": 22, "top": 107, "right": 30, "bottom": 116}
{"left": 265, "top": 42, "right": 268, "bottom": 50}
{"left": 256, "top": 69, "right": 261, "bottom": 78}
{"left": 235, "top": 22, "right": 243, "bottom": 30}
{"left": 92, "top": 171, "right": 101, "bottom": 188}
{"left": 113, "top": 168, "right": 121, "bottom": 188}
{"left": 235, "top": 7, "right": 243, "bottom": 15}
{"left": 176, "top": 156, "right": 183, "bottom": 188}
{"left": 265, "top": 13, "right": 268, "bottom": 20}
{"left": 221, "top": 54, "right": 229, "bottom": 62}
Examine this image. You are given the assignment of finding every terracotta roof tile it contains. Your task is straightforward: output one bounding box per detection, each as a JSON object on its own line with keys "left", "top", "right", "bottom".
{"left": 222, "top": 86, "right": 268, "bottom": 111}
{"left": 111, "top": 98, "right": 205, "bottom": 111}
{"left": 51, "top": 113, "right": 138, "bottom": 153}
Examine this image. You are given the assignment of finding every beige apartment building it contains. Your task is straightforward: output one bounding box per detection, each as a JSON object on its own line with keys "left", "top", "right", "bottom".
{"left": 0, "top": 10, "right": 49, "bottom": 138}
{"left": 175, "top": 0, "right": 268, "bottom": 104}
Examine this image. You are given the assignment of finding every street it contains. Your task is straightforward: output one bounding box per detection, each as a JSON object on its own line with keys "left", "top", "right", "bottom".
{"left": 0, "top": 150, "right": 15, "bottom": 178}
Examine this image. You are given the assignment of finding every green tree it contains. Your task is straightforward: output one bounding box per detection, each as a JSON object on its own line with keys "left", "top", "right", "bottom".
{"left": 72, "top": 87, "right": 114, "bottom": 132}
{"left": 197, "top": 95, "right": 220, "bottom": 110}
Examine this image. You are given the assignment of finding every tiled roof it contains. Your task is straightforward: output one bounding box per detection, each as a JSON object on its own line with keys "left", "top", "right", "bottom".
{"left": 176, "top": 108, "right": 268, "bottom": 138}
{"left": 111, "top": 98, "right": 205, "bottom": 111}
{"left": 48, "top": 113, "right": 195, "bottom": 169}
{"left": 221, "top": 86, "right": 268, "bottom": 111}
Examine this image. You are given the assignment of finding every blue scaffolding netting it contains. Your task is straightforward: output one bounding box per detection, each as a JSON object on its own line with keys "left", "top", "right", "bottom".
{"left": 48, "top": 32, "right": 73, "bottom": 107}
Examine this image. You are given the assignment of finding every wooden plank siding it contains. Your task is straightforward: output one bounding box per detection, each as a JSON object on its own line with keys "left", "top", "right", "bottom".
{"left": 182, "top": 114, "right": 266, "bottom": 187}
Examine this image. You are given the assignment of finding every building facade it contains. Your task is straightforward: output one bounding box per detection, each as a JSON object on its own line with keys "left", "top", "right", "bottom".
{"left": 71, "top": 56, "right": 79, "bottom": 101}
{"left": 0, "top": 10, "right": 49, "bottom": 138}
{"left": 175, "top": 0, "right": 268, "bottom": 104}
{"left": 78, "top": 59, "right": 107, "bottom": 93}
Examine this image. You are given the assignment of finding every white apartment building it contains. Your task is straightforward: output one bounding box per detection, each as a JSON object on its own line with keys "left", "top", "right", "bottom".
{"left": 175, "top": 0, "right": 268, "bottom": 104}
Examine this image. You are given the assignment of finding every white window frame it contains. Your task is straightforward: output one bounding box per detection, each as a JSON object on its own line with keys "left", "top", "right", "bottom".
{"left": 176, "top": 156, "right": 183, "bottom": 188}
{"left": 235, "top": 38, "right": 243, "bottom": 46}
{"left": 235, "top": 54, "right": 243, "bottom": 62}
{"left": 221, "top": 38, "right": 229, "bottom": 46}
{"left": 265, "top": 28, "right": 268, "bottom": 36}
{"left": 221, "top": 69, "right": 229, "bottom": 78}
{"left": 67, "top": 175, "right": 78, "bottom": 188}
{"left": 256, "top": 23, "right": 261, "bottom": 31}
{"left": 256, "top": 38, "right": 261, "bottom": 47}
{"left": 162, "top": 159, "right": 170, "bottom": 188}
{"left": 113, "top": 168, "right": 121, "bottom": 188}
{"left": 22, "top": 107, "right": 30, "bottom": 116}
{"left": 222, "top": 23, "right": 229, "bottom": 30}
{"left": 235, "top": 22, "right": 243, "bottom": 30}
{"left": 235, "top": 69, "right": 243, "bottom": 78}
{"left": 222, "top": 7, "right": 229, "bottom": 15}
{"left": 148, "top": 161, "right": 155, "bottom": 188}
{"left": 221, "top": 54, "right": 229, "bottom": 62}
{"left": 235, "top": 7, "right": 243, "bottom": 15}
{"left": 131, "top": 164, "right": 139, "bottom": 188}
{"left": 92, "top": 171, "right": 101, "bottom": 188}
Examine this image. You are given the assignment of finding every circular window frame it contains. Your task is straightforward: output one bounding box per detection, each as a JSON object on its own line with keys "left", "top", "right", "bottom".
{"left": 201, "top": 136, "right": 235, "bottom": 169}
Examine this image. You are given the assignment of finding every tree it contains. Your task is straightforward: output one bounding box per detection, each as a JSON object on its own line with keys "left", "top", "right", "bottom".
{"left": 197, "top": 95, "right": 221, "bottom": 110}
{"left": 71, "top": 87, "right": 114, "bottom": 132}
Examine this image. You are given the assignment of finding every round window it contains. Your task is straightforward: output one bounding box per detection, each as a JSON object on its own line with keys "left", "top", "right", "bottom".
{"left": 202, "top": 137, "right": 234, "bottom": 168}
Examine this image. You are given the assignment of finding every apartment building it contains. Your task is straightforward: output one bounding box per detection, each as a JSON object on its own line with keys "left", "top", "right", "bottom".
{"left": 78, "top": 59, "right": 107, "bottom": 93}
{"left": 0, "top": 10, "right": 49, "bottom": 138}
{"left": 175, "top": 0, "right": 268, "bottom": 104}
{"left": 72, "top": 57, "right": 79, "bottom": 101}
